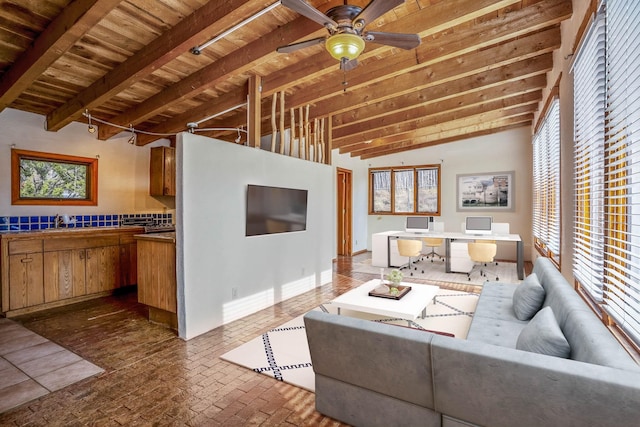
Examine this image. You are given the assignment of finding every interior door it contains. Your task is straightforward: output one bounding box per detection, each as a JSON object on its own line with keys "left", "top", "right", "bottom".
{"left": 337, "top": 168, "right": 353, "bottom": 256}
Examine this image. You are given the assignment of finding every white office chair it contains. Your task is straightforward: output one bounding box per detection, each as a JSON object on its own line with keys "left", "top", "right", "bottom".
{"left": 397, "top": 239, "right": 423, "bottom": 276}
{"left": 467, "top": 241, "right": 499, "bottom": 281}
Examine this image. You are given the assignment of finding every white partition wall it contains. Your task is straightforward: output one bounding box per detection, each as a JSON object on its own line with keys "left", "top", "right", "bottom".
{"left": 176, "top": 133, "right": 333, "bottom": 340}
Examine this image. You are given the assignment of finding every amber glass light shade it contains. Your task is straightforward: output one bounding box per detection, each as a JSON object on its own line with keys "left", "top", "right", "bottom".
{"left": 325, "top": 33, "right": 365, "bottom": 60}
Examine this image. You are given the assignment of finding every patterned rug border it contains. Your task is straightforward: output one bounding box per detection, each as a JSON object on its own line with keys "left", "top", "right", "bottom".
{"left": 219, "top": 289, "right": 479, "bottom": 393}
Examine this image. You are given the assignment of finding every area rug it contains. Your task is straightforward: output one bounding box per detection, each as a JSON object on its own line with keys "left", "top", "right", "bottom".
{"left": 352, "top": 258, "right": 520, "bottom": 286}
{"left": 219, "top": 288, "right": 479, "bottom": 392}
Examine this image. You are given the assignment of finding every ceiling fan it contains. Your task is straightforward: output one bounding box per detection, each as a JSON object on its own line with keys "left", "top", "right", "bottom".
{"left": 277, "top": 0, "right": 421, "bottom": 71}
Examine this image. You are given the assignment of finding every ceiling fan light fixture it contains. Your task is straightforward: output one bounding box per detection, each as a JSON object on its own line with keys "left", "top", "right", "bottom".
{"left": 326, "top": 33, "right": 365, "bottom": 61}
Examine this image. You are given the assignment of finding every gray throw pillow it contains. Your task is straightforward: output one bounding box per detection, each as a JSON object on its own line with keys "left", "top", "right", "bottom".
{"left": 516, "top": 306, "right": 571, "bottom": 358}
{"left": 512, "top": 273, "right": 546, "bottom": 320}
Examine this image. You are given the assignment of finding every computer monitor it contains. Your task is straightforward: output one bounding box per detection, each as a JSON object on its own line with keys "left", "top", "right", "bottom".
{"left": 465, "top": 216, "right": 493, "bottom": 235}
{"left": 405, "top": 216, "right": 430, "bottom": 233}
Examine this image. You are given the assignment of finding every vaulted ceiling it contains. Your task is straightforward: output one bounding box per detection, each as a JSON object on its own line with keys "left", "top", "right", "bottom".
{"left": 0, "top": 0, "right": 572, "bottom": 159}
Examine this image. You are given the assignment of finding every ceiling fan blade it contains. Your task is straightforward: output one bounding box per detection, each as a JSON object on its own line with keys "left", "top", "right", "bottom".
{"left": 281, "top": 0, "right": 338, "bottom": 29}
{"left": 353, "top": 0, "right": 404, "bottom": 28}
{"left": 276, "top": 37, "right": 326, "bottom": 54}
{"left": 340, "top": 57, "right": 358, "bottom": 71}
{"left": 365, "top": 31, "right": 421, "bottom": 50}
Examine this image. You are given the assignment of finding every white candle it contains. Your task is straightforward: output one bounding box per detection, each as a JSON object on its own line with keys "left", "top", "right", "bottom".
{"left": 380, "top": 268, "right": 384, "bottom": 283}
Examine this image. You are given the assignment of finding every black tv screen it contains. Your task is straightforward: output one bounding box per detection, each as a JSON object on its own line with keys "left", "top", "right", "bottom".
{"left": 246, "top": 184, "right": 308, "bottom": 236}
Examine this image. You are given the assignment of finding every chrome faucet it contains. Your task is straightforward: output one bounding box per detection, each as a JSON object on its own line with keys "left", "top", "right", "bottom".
{"left": 54, "top": 214, "right": 64, "bottom": 228}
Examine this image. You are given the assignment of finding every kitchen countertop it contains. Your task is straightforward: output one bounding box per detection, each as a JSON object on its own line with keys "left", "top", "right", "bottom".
{"left": 133, "top": 231, "right": 176, "bottom": 243}
{"left": 0, "top": 226, "right": 145, "bottom": 237}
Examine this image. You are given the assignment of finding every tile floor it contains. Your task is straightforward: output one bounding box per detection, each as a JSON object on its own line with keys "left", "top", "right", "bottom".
{"left": 0, "top": 318, "right": 104, "bottom": 414}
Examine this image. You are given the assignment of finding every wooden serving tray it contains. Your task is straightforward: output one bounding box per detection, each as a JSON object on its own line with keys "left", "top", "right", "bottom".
{"left": 369, "top": 285, "right": 412, "bottom": 300}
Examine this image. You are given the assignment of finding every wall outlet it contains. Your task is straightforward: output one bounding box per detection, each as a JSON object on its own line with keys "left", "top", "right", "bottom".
{"left": 232, "top": 287, "right": 238, "bottom": 299}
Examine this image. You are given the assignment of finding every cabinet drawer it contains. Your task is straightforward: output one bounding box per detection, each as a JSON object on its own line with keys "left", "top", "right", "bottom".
{"left": 44, "top": 236, "right": 120, "bottom": 252}
{"left": 8, "top": 240, "right": 43, "bottom": 255}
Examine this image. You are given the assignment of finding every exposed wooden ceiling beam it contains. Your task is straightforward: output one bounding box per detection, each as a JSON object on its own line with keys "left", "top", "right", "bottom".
{"left": 268, "top": 0, "right": 570, "bottom": 109}
{"left": 359, "top": 123, "right": 530, "bottom": 159}
{"left": 0, "top": 0, "right": 120, "bottom": 113}
{"left": 95, "top": 2, "right": 342, "bottom": 140}
{"left": 103, "top": 0, "right": 523, "bottom": 142}
{"left": 348, "top": 104, "right": 535, "bottom": 155}
{"left": 326, "top": 53, "right": 552, "bottom": 127}
{"left": 262, "top": 0, "right": 525, "bottom": 97}
{"left": 337, "top": 90, "right": 542, "bottom": 152}
{"left": 247, "top": 0, "right": 567, "bottom": 127}
{"left": 358, "top": 115, "right": 533, "bottom": 159}
{"left": 45, "top": 0, "right": 272, "bottom": 133}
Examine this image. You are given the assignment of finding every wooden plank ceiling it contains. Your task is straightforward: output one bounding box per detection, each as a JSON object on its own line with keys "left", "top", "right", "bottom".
{"left": 0, "top": 0, "right": 572, "bottom": 159}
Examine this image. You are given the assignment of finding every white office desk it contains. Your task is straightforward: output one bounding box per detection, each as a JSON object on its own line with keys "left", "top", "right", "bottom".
{"left": 379, "top": 231, "right": 524, "bottom": 280}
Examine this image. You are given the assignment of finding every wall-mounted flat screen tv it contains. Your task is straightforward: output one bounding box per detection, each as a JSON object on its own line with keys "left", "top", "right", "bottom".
{"left": 246, "top": 184, "right": 308, "bottom": 236}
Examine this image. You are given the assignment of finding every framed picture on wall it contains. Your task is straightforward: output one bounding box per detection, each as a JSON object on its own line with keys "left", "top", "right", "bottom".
{"left": 456, "top": 171, "right": 515, "bottom": 211}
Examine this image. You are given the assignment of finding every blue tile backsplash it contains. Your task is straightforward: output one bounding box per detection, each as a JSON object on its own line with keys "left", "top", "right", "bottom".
{"left": 0, "top": 213, "right": 173, "bottom": 232}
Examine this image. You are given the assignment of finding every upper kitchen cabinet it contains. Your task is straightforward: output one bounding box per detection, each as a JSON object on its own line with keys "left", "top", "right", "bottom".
{"left": 150, "top": 146, "right": 175, "bottom": 197}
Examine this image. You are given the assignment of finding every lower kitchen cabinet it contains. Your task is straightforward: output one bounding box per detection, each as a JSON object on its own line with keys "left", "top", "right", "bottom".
{"left": 1, "top": 227, "right": 143, "bottom": 317}
{"left": 135, "top": 232, "right": 177, "bottom": 329}
{"left": 87, "top": 245, "right": 120, "bottom": 294}
{"left": 43, "top": 249, "right": 86, "bottom": 302}
{"left": 8, "top": 251, "right": 44, "bottom": 311}
{"left": 119, "top": 233, "right": 138, "bottom": 287}
{"left": 44, "top": 245, "right": 121, "bottom": 301}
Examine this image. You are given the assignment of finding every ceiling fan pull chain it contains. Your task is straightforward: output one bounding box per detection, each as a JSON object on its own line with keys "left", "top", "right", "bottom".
{"left": 342, "top": 60, "right": 349, "bottom": 92}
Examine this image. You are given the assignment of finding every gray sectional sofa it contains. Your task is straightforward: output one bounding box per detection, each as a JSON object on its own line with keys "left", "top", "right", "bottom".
{"left": 304, "top": 257, "right": 640, "bottom": 427}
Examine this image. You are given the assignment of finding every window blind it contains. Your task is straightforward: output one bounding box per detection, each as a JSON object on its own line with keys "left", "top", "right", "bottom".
{"left": 603, "top": 0, "right": 640, "bottom": 344}
{"left": 572, "top": 11, "right": 606, "bottom": 302}
{"left": 532, "top": 99, "right": 561, "bottom": 265}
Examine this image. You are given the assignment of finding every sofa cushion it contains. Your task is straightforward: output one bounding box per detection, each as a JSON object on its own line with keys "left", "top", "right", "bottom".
{"left": 516, "top": 306, "right": 570, "bottom": 358}
{"left": 512, "top": 273, "right": 545, "bottom": 320}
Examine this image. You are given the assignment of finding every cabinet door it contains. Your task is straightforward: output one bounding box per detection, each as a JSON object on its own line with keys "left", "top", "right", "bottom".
{"left": 97, "top": 245, "right": 120, "bottom": 291}
{"left": 85, "top": 248, "right": 100, "bottom": 294}
{"left": 150, "top": 146, "right": 175, "bottom": 196}
{"left": 9, "top": 253, "right": 44, "bottom": 310}
{"left": 163, "top": 147, "right": 175, "bottom": 196}
{"left": 120, "top": 243, "right": 137, "bottom": 287}
{"left": 44, "top": 250, "right": 86, "bottom": 302}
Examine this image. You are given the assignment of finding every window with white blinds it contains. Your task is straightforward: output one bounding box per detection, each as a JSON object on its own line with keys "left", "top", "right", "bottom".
{"left": 572, "top": 0, "right": 640, "bottom": 345}
{"left": 572, "top": 12, "right": 606, "bottom": 302}
{"left": 532, "top": 99, "right": 561, "bottom": 266}
{"left": 603, "top": 0, "right": 640, "bottom": 345}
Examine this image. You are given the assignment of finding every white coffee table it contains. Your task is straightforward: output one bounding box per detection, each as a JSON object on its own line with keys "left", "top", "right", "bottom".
{"left": 331, "top": 279, "right": 440, "bottom": 325}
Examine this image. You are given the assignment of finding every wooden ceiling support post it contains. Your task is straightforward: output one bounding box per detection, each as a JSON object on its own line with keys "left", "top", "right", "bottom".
{"left": 248, "top": 75, "right": 262, "bottom": 148}
{"left": 326, "top": 116, "right": 333, "bottom": 165}
{"left": 279, "top": 92, "right": 286, "bottom": 155}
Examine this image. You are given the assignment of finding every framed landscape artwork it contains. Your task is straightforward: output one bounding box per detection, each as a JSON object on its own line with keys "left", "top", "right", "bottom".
{"left": 456, "top": 171, "right": 515, "bottom": 211}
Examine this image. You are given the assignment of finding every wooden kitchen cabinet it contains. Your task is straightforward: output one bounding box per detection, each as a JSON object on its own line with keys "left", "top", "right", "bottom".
{"left": 86, "top": 245, "right": 120, "bottom": 294}
{"left": 7, "top": 240, "right": 44, "bottom": 311}
{"left": 1, "top": 227, "right": 143, "bottom": 317}
{"left": 135, "top": 232, "right": 177, "bottom": 329}
{"left": 136, "top": 236, "right": 176, "bottom": 313}
{"left": 150, "top": 146, "right": 175, "bottom": 196}
{"left": 43, "top": 249, "right": 86, "bottom": 302}
{"left": 45, "top": 236, "right": 121, "bottom": 295}
{"left": 119, "top": 233, "right": 138, "bottom": 287}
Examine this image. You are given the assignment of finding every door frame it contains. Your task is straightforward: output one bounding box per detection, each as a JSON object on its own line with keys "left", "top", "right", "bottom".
{"left": 337, "top": 167, "right": 353, "bottom": 256}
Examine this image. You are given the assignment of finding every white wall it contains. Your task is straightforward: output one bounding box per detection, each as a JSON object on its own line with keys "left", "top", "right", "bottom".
{"left": 176, "top": 133, "right": 334, "bottom": 340}
{"left": 0, "top": 108, "right": 171, "bottom": 216}
{"left": 332, "top": 126, "right": 533, "bottom": 262}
